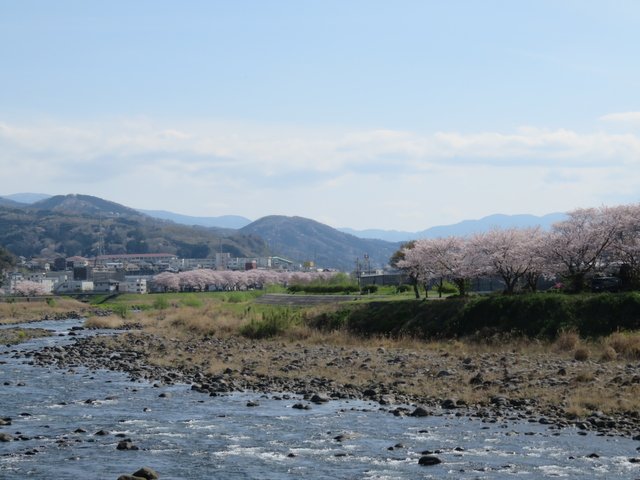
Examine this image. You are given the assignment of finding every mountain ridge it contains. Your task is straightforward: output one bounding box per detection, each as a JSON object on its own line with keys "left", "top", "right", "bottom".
{"left": 137, "top": 209, "right": 252, "bottom": 229}
{"left": 339, "top": 212, "right": 568, "bottom": 242}
{"left": 2, "top": 192, "right": 568, "bottom": 239}
{"left": 239, "top": 215, "right": 399, "bottom": 271}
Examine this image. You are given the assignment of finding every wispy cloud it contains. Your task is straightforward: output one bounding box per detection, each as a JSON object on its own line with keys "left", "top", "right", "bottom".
{"left": 1, "top": 116, "right": 639, "bottom": 229}
{"left": 4, "top": 118, "right": 639, "bottom": 173}
{"left": 600, "top": 112, "right": 640, "bottom": 123}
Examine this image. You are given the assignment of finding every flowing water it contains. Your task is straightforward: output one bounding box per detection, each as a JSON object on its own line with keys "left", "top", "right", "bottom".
{"left": 1, "top": 319, "right": 639, "bottom": 479}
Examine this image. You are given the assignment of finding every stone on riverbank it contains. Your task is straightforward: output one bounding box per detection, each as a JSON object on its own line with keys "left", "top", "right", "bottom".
{"left": 310, "top": 393, "right": 331, "bottom": 404}
{"left": 410, "top": 406, "right": 430, "bottom": 417}
{"left": 418, "top": 455, "right": 442, "bottom": 466}
{"left": 132, "top": 467, "right": 159, "bottom": 479}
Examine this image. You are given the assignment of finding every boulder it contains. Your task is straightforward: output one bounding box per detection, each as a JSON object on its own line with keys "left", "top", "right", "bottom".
{"left": 132, "top": 467, "right": 159, "bottom": 479}
{"left": 418, "top": 455, "right": 442, "bottom": 466}
{"left": 116, "top": 439, "right": 139, "bottom": 451}
{"left": 410, "top": 406, "right": 430, "bottom": 417}
{"left": 310, "top": 393, "right": 331, "bottom": 404}
{"left": 441, "top": 399, "right": 457, "bottom": 409}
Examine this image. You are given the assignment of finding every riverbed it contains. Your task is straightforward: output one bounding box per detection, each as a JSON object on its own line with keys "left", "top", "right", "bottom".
{"left": 1, "top": 319, "right": 639, "bottom": 479}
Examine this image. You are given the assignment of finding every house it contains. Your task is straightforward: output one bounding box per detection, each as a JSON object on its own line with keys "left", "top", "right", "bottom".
{"left": 94, "top": 280, "right": 120, "bottom": 293}
{"left": 55, "top": 280, "right": 94, "bottom": 293}
{"left": 121, "top": 277, "right": 147, "bottom": 294}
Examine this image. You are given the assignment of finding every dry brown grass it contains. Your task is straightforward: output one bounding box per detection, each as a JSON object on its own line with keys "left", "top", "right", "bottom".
{"left": 566, "top": 384, "right": 640, "bottom": 416}
{"left": 605, "top": 331, "right": 640, "bottom": 360}
{"left": 84, "top": 315, "right": 128, "bottom": 329}
{"left": 574, "top": 370, "right": 596, "bottom": 383}
{"left": 149, "top": 306, "right": 245, "bottom": 338}
{"left": 573, "top": 346, "right": 590, "bottom": 361}
{"left": 0, "top": 298, "right": 87, "bottom": 324}
{"left": 599, "top": 345, "right": 618, "bottom": 362}
{"left": 554, "top": 330, "right": 580, "bottom": 352}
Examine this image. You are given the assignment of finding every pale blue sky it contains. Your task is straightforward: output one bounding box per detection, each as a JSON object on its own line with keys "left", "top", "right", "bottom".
{"left": 1, "top": 1, "right": 639, "bottom": 230}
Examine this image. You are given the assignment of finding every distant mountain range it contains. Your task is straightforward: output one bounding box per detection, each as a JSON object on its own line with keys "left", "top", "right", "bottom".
{"left": 137, "top": 209, "right": 252, "bottom": 229}
{"left": 2, "top": 193, "right": 52, "bottom": 204}
{"left": 338, "top": 213, "right": 567, "bottom": 242}
{"left": 0, "top": 192, "right": 568, "bottom": 271}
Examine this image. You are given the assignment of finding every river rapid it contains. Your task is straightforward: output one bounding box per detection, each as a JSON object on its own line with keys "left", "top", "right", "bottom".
{"left": 1, "top": 319, "right": 639, "bottom": 479}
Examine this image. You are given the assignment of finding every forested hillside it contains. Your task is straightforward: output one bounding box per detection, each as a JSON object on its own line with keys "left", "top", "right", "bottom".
{"left": 0, "top": 196, "right": 268, "bottom": 259}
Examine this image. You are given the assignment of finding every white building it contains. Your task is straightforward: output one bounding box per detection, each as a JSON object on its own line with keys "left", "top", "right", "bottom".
{"left": 55, "top": 280, "right": 94, "bottom": 293}
{"left": 121, "top": 277, "right": 147, "bottom": 294}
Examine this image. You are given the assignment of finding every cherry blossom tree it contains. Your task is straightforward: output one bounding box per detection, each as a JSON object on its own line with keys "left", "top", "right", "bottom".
{"left": 399, "top": 237, "right": 472, "bottom": 297}
{"left": 609, "top": 203, "right": 640, "bottom": 289}
{"left": 543, "top": 206, "right": 623, "bottom": 292}
{"left": 467, "top": 227, "right": 543, "bottom": 294}
{"left": 153, "top": 271, "right": 180, "bottom": 292}
{"left": 14, "top": 280, "right": 47, "bottom": 296}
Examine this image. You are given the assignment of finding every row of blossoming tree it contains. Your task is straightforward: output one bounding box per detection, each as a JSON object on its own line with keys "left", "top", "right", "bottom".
{"left": 394, "top": 204, "right": 640, "bottom": 296}
{"left": 153, "top": 269, "right": 336, "bottom": 293}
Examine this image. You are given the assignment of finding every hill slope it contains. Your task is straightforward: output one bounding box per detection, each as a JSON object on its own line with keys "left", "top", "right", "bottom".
{"left": 31, "top": 194, "right": 141, "bottom": 217}
{"left": 0, "top": 197, "right": 26, "bottom": 208}
{"left": 0, "top": 196, "right": 268, "bottom": 260}
{"left": 240, "top": 215, "right": 400, "bottom": 271}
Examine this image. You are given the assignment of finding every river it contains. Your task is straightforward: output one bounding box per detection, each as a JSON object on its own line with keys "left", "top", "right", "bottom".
{"left": 1, "top": 319, "right": 639, "bottom": 479}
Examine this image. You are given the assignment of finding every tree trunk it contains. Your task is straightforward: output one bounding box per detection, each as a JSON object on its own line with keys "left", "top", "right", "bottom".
{"left": 454, "top": 278, "right": 466, "bottom": 296}
{"left": 411, "top": 275, "right": 420, "bottom": 299}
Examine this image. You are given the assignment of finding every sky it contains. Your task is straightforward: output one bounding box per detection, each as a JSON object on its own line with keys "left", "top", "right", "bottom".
{"left": 1, "top": 0, "right": 639, "bottom": 231}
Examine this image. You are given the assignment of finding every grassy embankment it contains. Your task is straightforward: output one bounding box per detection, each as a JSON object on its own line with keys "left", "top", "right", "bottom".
{"left": 80, "top": 290, "right": 640, "bottom": 417}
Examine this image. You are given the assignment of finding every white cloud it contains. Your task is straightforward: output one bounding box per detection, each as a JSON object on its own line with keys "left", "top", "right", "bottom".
{"left": 1, "top": 116, "right": 640, "bottom": 230}
{"left": 600, "top": 112, "right": 640, "bottom": 123}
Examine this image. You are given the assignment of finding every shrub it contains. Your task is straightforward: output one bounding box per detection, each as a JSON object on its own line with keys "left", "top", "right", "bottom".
{"left": 240, "top": 309, "right": 299, "bottom": 339}
{"left": 600, "top": 346, "right": 617, "bottom": 362}
{"left": 554, "top": 330, "right": 580, "bottom": 352}
{"left": 574, "top": 347, "right": 590, "bottom": 361}
{"left": 111, "top": 304, "right": 129, "bottom": 319}
{"left": 360, "top": 285, "right": 378, "bottom": 294}
{"left": 45, "top": 297, "right": 56, "bottom": 307}
{"left": 606, "top": 331, "right": 640, "bottom": 360}
{"left": 153, "top": 296, "right": 170, "bottom": 310}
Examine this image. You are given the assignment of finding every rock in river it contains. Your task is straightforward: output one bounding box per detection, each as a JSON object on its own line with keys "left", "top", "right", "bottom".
{"left": 419, "top": 455, "right": 442, "bottom": 466}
